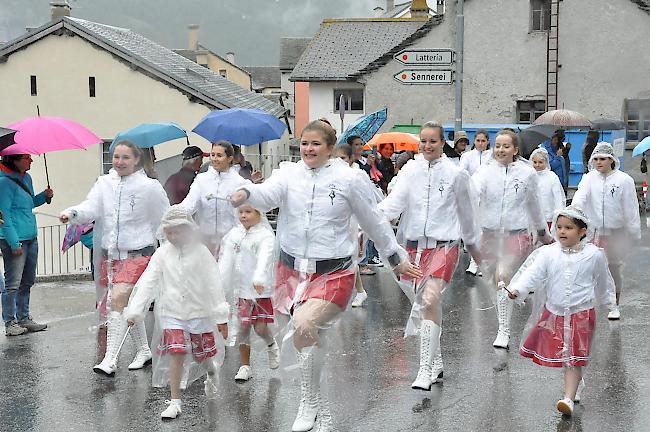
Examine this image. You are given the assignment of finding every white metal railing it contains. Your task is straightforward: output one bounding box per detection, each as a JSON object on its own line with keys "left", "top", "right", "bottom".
{"left": 36, "top": 224, "right": 92, "bottom": 276}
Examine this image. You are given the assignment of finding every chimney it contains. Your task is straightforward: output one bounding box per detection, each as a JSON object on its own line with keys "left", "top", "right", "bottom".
{"left": 188, "top": 24, "right": 199, "bottom": 51}
{"left": 50, "top": 1, "right": 71, "bottom": 21}
{"left": 226, "top": 52, "right": 235, "bottom": 64}
{"left": 436, "top": 0, "right": 444, "bottom": 15}
{"left": 373, "top": 6, "right": 385, "bottom": 17}
{"left": 410, "top": 0, "right": 429, "bottom": 18}
{"left": 386, "top": 0, "right": 395, "bottom": 11}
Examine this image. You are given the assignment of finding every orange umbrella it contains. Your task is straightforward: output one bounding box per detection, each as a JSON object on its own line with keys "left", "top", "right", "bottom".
{"left": 364, "top": 132, "right": 420, "bottom": 152}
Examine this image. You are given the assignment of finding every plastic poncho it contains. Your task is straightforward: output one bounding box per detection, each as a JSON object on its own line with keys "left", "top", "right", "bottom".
{"left": 63, "top": 168, "right": 169, "bottom": 320}
{"left": 509, "top": 206, "right": 615, "bottom": 368}
{"left": 529, "top": 148, "right": 566, "bottom": 223}
{"left": 123, "top": 205, "right": 229, "bottom": 388}
{"left": 179, "top": 165, "right": 251, "bottom": 254}
{"left": 379, "top": 155, "right": 480, "bottom": 336}
{"left": 459, "top": 148, "right": 493, "bottom": 176}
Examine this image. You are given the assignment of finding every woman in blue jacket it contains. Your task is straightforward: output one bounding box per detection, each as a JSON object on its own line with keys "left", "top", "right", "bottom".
{"left": 0, "top": 154, "right": 53, "bottom": 336}
{"left": 541, "top": 134, "right": 566, "bottom": 189}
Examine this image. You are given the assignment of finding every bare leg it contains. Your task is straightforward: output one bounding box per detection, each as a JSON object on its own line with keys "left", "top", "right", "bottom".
{"left": 169, "top": 353, "right": 185, "bottom": 400}
{"left": 354, "top": 273, "right": 365, "bottom": 294}
{"left": 292, "top": 299, "right": 342, "bottom": 350}
{"left": 564, "top": 366, "right": 582, "bottom": 400}
{"left": 254, "top": 322, "right": 275, "bottom": 346}
{"left": 609, "top": 263, "right": 622, "bottom": 305}
{"left": 109, "top": 283, "right": 134, "bottom": 312}
{"left": 419, "top": 278, "right": 445, "bottom": 325}
{"left": 239, "top": 344, "right": 251, "bottom": 366}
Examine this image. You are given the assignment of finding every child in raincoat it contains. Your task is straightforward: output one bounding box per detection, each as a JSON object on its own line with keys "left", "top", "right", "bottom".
{"left": 529, "top": 147, "right": 566, "bottom": 230}
{"left": 219, "top": 204, "right": 279, "bottom": 383}
{"left": 507, "top": 206, "right": 615, "bottom": 416}
{"left": 123, "top": 205, "right": 229, "bottom": 420}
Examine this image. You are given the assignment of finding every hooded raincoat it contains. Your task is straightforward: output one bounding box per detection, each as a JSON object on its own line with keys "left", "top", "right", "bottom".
{"left": 529, "top": 148, "right": 566, "bottom": 223}
{"left": 459, "top": 148, "right": 493, "bottom": 176}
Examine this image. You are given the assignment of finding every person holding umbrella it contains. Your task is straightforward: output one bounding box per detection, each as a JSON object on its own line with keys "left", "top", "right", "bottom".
{"left": 0, "top": 154, "right": 52, "bottom": 336}
{"left": 59, "top": 140, "right": 169, "bottom": 375}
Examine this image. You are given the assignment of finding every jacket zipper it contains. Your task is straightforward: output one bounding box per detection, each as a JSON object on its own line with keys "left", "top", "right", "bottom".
{"left": 303, "top": 173, "right": 317, "bottom": 258}
{"left": 423, "top": 162, "right": 433, "bottom": 238}
{"left": 114, "top": 177, "right": 124, "bottom": 251}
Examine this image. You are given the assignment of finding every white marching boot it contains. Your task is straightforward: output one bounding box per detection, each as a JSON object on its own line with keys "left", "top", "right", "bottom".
{"left": 128, "top": 320, "right": 152, "bottom": 370}
{"left": 493, "top": 289, "right": 513, "bottom": 349}
{"left": 93, "top": 311, "right": 126, "bottom": 376}
{"left": 292, "top": 349, "right": 321, "bottom": 432}
{"left": 411, "top": 320, "right": 441, "bottom": 391}
{"left": 314, "top": 388, "right": 334, "bottom": 432}
{"left": 431, "top": 327, "right": 444, "bottom": 383}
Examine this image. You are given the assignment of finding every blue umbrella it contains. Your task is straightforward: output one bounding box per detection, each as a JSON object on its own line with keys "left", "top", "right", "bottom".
{"left": 337, "top": 107, "right": 388, "bottom": 145}
{"left": 109, "top": 122, "right": 188, "bottom": 152}
{"left": 632, "top": 136, "right": 650, "bottom": 157}
{"left": 192, "top": 108, "right": 287, "bottom": 146}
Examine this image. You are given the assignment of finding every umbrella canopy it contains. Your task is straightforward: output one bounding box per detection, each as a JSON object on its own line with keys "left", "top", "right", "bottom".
{"left": 533, "top": 109, "right": 592, "bottom": 128}
{"left": 0, "top": 116, "right": 101, "bottom": 156}
{"left": 632, "top": 136, "right": 650, "bottom": 157}
{"left": 109, "top": 122, "right": 187, "bottom": 152}
{"left": 0, "top": 127, "right": 17, "bottom": 152}
{"left": 192, "top": 108, "right": 287, "bottom": 146}
{"left": 518, "top": 124, "right": 558, "bottom": 157}
{"left": 337, "top": 107, "right": 388, "bottom": 144}
{"left": 590, "top": 118, "right": 626, "bottom": 130}
{"left": 364, "top": 132, "right": 419, "bottom": 152}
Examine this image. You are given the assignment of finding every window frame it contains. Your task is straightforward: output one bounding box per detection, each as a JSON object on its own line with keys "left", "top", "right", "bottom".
{"left": 516, "top": 100, "right": 546, "bottom": 124}
{"left": 30, "top": 75, "right": 37, "bottom": 96}
{"left": 101, "top": 140, "right": 112, "bottom": 174}
{"left": 529, "top": 0, "right": 551, "bottom": 32}
{"left": 89, "top": 76, "right": 96, "bottom": 97}
{"left": 333, "top": 88, "right": 364, "bottom": 114}
{"left": 624, "top": 99, "right": 650, "bottom": 144}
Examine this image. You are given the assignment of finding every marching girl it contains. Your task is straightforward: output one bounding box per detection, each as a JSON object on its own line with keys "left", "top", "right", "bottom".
{"left": 219, "top": 204, "right": 280, "bottom": 383}
{"left": 471, "top": 130, "right": 550, "bottom": 349}
{"left": 571, "top": 142, "right": 640, "bottom": 320}
{"left": 180, "top": 140, "right": 250, "bottom": 257}
{"left": 529, "top": 147, "right": 566, "bottom": 230}
{"left": 378, "top": 121, "right": 481, "bottom": 391}
{"left": 459, "top": 129, "right": 492, "bottom": 276}
{"left": 230, "top": 120, "right": 420, "bottom": 432}
{"left": 123, "top": 206, "right": 230, "bottom": 419}
{"left": 59, "top": 140, "right": 169, "bottom": 375}
{"left": 507, "top": 206, "right": 615, "bottom": 416}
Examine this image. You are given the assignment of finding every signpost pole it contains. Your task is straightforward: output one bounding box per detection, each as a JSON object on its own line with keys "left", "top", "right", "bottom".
{"left": 454, "top": 0, "right": 465, "bottom": 133}
{"left": 339, "top": 94, "right": 346, "bottom": 135}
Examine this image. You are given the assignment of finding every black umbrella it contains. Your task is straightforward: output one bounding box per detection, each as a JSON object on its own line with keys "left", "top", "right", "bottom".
{"left": 518, "top": 124, "right": 558, "bottom": 158}
{"left": 0, "top": 127, "right": 17, "bottom": 152}
{"left": 590, "top": 118, "right": 626, "bottom": 130}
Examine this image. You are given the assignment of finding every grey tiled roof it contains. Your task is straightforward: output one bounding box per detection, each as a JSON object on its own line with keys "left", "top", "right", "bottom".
{"left": 244, "top": 66, "right": 281, "bottom": 90}
{"left": 279, "top": 37, "right": 311, "bottom": 70}
{"left": 0, "top": 17, "right": 285, "bottom": 117}
{"left": 380, "top": 2, "right": 413, "bottom": 18}
{"left": 290, "top": 17, "right": 441, "bottom": 82}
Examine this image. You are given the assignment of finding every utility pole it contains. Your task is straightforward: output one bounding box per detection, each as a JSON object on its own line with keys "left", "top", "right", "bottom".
{"left": 454, "top": 0, "right": 464, "bottom": 133}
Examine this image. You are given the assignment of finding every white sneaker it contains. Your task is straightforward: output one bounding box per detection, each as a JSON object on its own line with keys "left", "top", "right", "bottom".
{"left": 368, "top": 256, "right": 383, "bottom": 267}
{"left": 574, "top": 378, "right": 585, "bottom": 403}
{"left": 267, "top": 342, "right": 280, "bottom": 370}
{"left": 234, "top": 365, "right": 252, "bottom": 383}
{"left": 161, "top": 400, "right": 182, "bottom": 419}
{"left": 556, "top": 398, "right": 574, "bottom": 416}
{"left": 608, "top": 306, "right": 621, "bottom": 320}
{"left": 204, "top": 375, "right": 219, "bottom": 398}
{"left": 351, "top": 291, "right": 368, "bottom": 307}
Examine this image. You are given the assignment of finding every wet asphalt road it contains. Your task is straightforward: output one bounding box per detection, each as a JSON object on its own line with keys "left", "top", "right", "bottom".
{"left": 1, "top": 234, "right": 649, "bottom": 432}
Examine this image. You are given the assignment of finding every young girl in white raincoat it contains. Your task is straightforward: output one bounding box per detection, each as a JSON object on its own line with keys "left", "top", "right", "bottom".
{"left": 123, "top": 206, "right": 229, "bottom": 420}
{"left": 529, "top": 147, "right": 566, "bottom": 230}
{"left": 219, "top": 204, "right": 279, "bottom": 383}
{"left": 571, "top": 142, "right": 640, "bottom": 320}
{"left": 507, "top": 206, "right": 615, "bottom": 416}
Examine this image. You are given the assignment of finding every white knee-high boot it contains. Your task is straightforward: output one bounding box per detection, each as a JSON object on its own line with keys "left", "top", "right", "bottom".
{"left": 411, "top": 320, "right": 441, "bottom": 391}
{"left": 292, "top": 348, "right": 321, "bottom": 432}
{"left": 431, "top": 324, "right": 443, "bottom": 383}
{"left": 128, "top": 320, "right": 152, "bottom": 370}
{"left": 93, "top": 311, "right": 126, "bottom": 376}
{"left": 493, "top": 289, "right": 513, "bottom": 349}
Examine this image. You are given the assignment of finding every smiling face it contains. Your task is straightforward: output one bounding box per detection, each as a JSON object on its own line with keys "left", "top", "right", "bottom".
{"left": 350, "top": 137, "right": 364, "bottom": 161}
{"left": 112, "top": 145, "right": 140, "bottom": 177}
{"left": 379, "top": 144, "right": 394, "bottom": 159}
{"left": 555, "top": 215, "right": 587, "bottom": 248}
{"left": 593, "top": 156, "right": 614, "bottom": 174}
{"left": 300, "top": 130, "right": 333, "bottom": 168}
{"left": 419, "top": 127, "right": 444, "bottom": 161}
{"left": 532, "top": 155, "right": 547, "bottom": 172}
{"left": 493, "top": 134, "right": 518, "bottom": 165}
{"left": 239, "top": 205, "right": 262, "bottom": 229}
{"left": 473, "top": 133, "right": 489, "bottom": 151}
{"left": 211, "top": 144, "right": 233, "bottom": 172}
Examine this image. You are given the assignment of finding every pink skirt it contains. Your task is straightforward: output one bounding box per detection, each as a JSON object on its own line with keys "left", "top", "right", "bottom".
{"left": 238, "top": 298, "right": 275, "bottom": 324}
{"left": 402, "top": 245, "right": 460, "bottom": 284}
{"left": 158, "top": 329, "right": 217, "bottom": 362}
{"left": 520, "top": 307, "right": 596, "bottom": 368}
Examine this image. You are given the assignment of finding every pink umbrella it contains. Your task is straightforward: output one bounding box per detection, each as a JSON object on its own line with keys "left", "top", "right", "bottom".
{"left": 0, "top": 115, "right": 102, "bottom": 193}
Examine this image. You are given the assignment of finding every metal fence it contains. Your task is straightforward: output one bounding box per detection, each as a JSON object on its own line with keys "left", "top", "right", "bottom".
{"left": 36, "top": 224, "right": 92, "bottom": 276}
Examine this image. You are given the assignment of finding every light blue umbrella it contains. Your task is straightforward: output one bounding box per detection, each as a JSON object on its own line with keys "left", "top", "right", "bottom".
{"left": 110, "top": 122, "right": 188, "bottom": 152}
{"left": 337, "top": 107, "right": 388, "bottom": 145}
{"left": 192, "top": 108, "right": 287, "bottom": 146}
{"left": 632, "top": 136, "right": 650, "bottom": 157}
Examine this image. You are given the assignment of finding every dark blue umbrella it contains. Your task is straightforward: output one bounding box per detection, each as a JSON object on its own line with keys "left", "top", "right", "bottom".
{"left": 0, "top": 127, "right": 17, "bottom": 152}
{"left": 337, "top": 107, "right": 388, "bottom": 145}
{"left": 192, "top": 108, "right": 287, "bottom": 145}
{"left": 109, "top": 122, "right": 188, "bottom": 152}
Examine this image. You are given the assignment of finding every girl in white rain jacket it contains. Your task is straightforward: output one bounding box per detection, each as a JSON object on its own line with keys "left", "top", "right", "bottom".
{"left": 472, "top": 130, "right": 549, "bottom": 350}
{"left": 571, "top": 142, "right": 640, "bottom": 320}
{"left": 123, "top": 206, "right": 229, "bottom": 420}
{"left": 379, "top": 121, "right": 481, "bottom": 392}
{"left": 59, "top": 140, "right": 169, "bottom": 376}
{"left": 530, "top": 147, "right": 566, "bottom": 228}
{"left": 230, "top": 120, "right": 419, "bottom": 432}
{"left": 180, "top": 140, "right": 250, "bottom": 256}
{"left": 219, "top": 204, "right": 279, "bottom": 383}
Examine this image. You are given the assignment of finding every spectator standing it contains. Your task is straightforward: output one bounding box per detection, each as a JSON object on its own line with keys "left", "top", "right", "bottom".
{"left": 163, "top": 146, "right": 205, "bottom": 205}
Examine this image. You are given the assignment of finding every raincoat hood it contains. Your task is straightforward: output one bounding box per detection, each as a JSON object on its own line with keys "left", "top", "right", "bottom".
{"left": 529, "top": 147, "right": 551, "bottom": 173}
{"left": 588, "top": 142, "right": 620, "bottom": 171}
{"left": 550, "top": 205, "right": 593, "bottom": 246}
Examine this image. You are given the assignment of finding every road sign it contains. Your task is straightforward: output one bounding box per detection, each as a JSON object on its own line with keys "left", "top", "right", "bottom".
{"left": 393, "top": 69, "right": 453, "bottom": 85}
{"left": 393, "top": 49, "right": 453, "bottom": 66}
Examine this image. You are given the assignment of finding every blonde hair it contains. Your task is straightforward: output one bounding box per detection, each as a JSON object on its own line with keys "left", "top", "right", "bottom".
{"left": 302, "top": 120, "right": 337, "bottom": 147}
